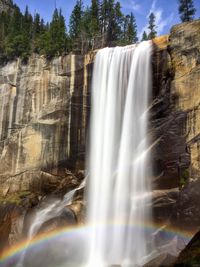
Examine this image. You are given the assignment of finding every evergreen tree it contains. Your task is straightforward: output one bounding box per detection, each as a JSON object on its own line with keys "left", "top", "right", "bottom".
{"left": 90, "top": 0, "right": 100, "bottom": 36}
{"left": 32, "top": 13, "right": 42, "bottom": 53}
{"left": 100, "top": 0, "right": 109, "bottom": 35}
{"left": 122, "top": 15, "right": 129, "bottom": 43}
{"left": 40, "top": 8, "right": 67, "bottom": 57}
{"left": 7, "top": 5, "right": 22, "bottom": 36}
{"left": 0, "top": 11, "right": 10, "bottom": 58}
{"left": 33, "top": 13, "right": 41, "bottom": 36}
{"left": 121, "top": 13, "right": 137, "bottom": 45}
{"left": 0, "top": 0, "right": 140, "bottom": 58}
{"left": 126, "top": 12, "right": 137, "bottom": 44}
{"left": 178, "top": 0, "right": 196, "bottom": 22}
{"left": 106, "top": 1, "right": 123, "bottom": 46}
{"left": 22, "top": 6, "right": 32, "bottom": 54}
{"left": 141, "top": 31, "right": 148, "bottom": 41}
{"left": 23, "top": 5, "right": 33, "bottom": 38}
{"left": 148, "top": 12, "right": 157, "bottom": 39}
{"left": 69, "top": 0, "right": 83, "bottom": 40}
{"left": 5, "top": 5, "right": 31, "bottom": 60}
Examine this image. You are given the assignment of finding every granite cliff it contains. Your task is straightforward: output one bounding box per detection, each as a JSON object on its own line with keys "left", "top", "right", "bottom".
{"left": 0, "top": 0, "right": 12, "bottom": 13}
{"left": 0, "top": 53, "right": 94, "bottom": 197}
{"left": 0, "top": 19, "right": 200, "bottom": 263}
{"left": 152, "top": 20, "right": 200, "bottom": 230}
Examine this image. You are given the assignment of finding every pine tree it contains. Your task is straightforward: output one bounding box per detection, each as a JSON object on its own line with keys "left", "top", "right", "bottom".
{"left": 100, "top": 0, "right": 109, "bottom": 35}
{"left": 32, "top": 13, "right": 42, "bottom": 53}
{"left": 22, "top": 6, "right": 32, "bottom": 55}
{"left": 90, "top": 0, "right": 100, "bottom": 36}
{"left": 126, "top": 12, "right": 137, "bottom": 44}
{"left": 33, "top": 13, "right": 41, "bottom": 36}
{"left": 42, "top": 8, "right": 67, "bottom": 57}
{"left": 148, "top": 12, "right": 157, "bottom": 39}
{"left": 178, "top": 0, "right": 196, "bottom": 22}
{"left": 69, "top": 0, "right": 83, "bottom": 39}
{"left": 141, "top": 31, "right": 148, "bottom": 41}
{"left": 23, "top": 5, "right": 33, "bottom": 37}
{"left": 5, "top": 5, "right": 31, "bottom": 60}
{"left": 106, "top": 1, "right": 123, "bottom": 46}
{"left": 0, "top": 11, "right": 10, "bottom": 59}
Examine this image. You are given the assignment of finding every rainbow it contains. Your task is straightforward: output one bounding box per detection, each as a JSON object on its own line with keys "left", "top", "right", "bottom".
{"left": 0, "top": 222, "right": 194, "bottom": 266}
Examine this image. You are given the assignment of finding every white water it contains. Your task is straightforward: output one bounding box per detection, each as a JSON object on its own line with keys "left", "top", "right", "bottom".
{"left": 28, "top": 178, "right": 85, "bottom": 239}
{"left": 86, "top": 41, "right": 153, "bottom": 267}
{"left": 16, "top": 179, "right": 85, "bottom": 267}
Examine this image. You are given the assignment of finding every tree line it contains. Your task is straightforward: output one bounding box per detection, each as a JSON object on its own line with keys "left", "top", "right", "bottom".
{"left": 0, "top": 0, "right": 197, "bottom": 61}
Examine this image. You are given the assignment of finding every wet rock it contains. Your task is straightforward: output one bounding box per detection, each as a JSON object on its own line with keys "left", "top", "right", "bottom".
{"left": 38, "top": 207, "right": 77, "bottom": 234}
{"left": 176, "top": 179, "right": 200, "bottom": 228}
{"left": 152, "top": 188, "right": 179, "bottom": 224}
{"left": 144, "top": 253, "right": 176, "bottom": 267}
{"left": 173, "top": 229, "right": 200, "bottom": 266}
{"left": 0, "top": 203, "right": 23, "bottom": 254}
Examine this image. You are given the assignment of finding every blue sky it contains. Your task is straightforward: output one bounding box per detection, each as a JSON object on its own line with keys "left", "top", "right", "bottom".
{"left": 14, "top": 0, "right": 200, "bottom": 39}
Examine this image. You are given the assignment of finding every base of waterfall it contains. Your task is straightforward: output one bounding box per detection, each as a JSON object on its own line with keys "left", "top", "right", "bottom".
{"left": 1, "top": 222, "right": 191, "bottom": 267}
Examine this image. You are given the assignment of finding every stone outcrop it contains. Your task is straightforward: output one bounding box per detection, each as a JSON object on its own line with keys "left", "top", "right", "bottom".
{"left": 173, "top": 229, "right": 200, "bottom": 266}
{"left": 170, "top": 20, "right": 200, "bottom": 180}
{"left": 151, "top": 19, "right": 200, "bottom": 230}
{"left": 0, "top": 0, "right": 12, "bottom": 13}
{"left": 0, "top": 53, "right": 94, "bottom": 197}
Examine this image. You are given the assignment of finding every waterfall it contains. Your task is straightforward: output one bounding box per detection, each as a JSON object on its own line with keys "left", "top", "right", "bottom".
{"left": 86, "top": 41, "right": 153, "bottom": 267}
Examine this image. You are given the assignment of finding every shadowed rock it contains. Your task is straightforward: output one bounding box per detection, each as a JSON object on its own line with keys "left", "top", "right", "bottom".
{"left": 173, "top": 230, "right": 200, "bottom": 266}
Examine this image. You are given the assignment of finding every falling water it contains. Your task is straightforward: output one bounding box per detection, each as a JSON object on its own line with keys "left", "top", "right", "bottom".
{"left": 16, "top": 179, "right": 86, "bottom": 267}
{"left": 86, "top": 41, "right": 153, "bottom": 267}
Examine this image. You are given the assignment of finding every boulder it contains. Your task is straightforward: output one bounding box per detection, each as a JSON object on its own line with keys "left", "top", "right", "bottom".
{"left": 173, "top": 229, "right": 200, "bottom": 266}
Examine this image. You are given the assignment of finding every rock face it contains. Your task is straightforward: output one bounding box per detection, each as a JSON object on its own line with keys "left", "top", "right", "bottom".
{"left": 0, "top": 0, "right": 12, "bottom": 13}
{"left": 151, "top": 20, "right": 200, "bottom": 229}
{"left": 0, "top": 53, "right": 94, "bottom": 196}
{"left": 170, "top": 20, "right": 200, "bottom": 179}
{"left": 173, "top": 229, "right": 200, "bottom": 266}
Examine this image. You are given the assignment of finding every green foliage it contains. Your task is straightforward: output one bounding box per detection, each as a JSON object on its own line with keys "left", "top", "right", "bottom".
{"left": 90, "top": 0, "right": 100, "bottom": 35}
{"left": 148, "top": 12, "right": 157, "bottom": 39}
{"left": 0, "top": 191, "right": 31, "bottom": 205}
{"left": 126, "top": 12, "right": 138, "bottom": 44}
{"left": 178, "top": 0, "right": 196, "bottom": 22}
{"left": 180, "top": 169, "right": 189, "bottom": 188}
{"left": 47, "top": 8, "right": 67, "bottom": 56}
{"left": 141, "top": 31, "right": 148, "bottom": 41}
{"left": 69, "top": 0, "right": 83, "bottom": 39}
{"left": 106, "top": 1, "right": 122, "bottom": 45}
{"left": 4, "top": 5, "right": 32, "bottom": 61}
{"left": 0, "top": 0, "right": 141, "bottom": 58}
{"left": 0, "top": 11, "right": 11, "bottom": 59}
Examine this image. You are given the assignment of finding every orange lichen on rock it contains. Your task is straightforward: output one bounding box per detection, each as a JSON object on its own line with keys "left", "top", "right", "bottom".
{"left": 153, "top": 35, "right": 169, "bottom": 50}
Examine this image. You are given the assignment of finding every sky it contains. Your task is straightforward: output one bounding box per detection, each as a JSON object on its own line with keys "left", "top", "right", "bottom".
{"left": 14, "top": 0, "right": 200, "bottom": 39}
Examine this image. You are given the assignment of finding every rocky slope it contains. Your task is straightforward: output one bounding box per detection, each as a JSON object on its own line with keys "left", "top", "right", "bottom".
{"left": 0, "top": 19, "right": 200, "bottom": 262}
{"left": 0, "top": 0, "right": 12, "bottom": 13}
